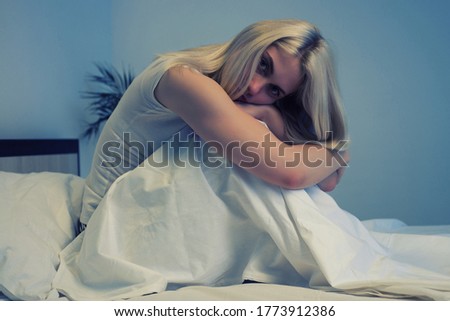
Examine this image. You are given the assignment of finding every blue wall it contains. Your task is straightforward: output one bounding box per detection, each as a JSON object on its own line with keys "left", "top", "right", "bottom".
{"left": 0, "top": 0, "right": 112, "bottom": 175}
{"left": 1, "top": 0, "right": 449, "bottom": 225}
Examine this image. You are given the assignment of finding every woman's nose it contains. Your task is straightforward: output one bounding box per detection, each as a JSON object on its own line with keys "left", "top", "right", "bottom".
{"left": 247, "top": 75, "right": 265, "bottom": 96}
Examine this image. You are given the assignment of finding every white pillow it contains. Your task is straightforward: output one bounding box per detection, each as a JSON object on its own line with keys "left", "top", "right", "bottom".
{"left": 0, "top": 171, "right": 84, "bottom": 300}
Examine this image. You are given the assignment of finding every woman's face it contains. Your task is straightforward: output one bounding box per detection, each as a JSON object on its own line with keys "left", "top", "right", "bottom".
{"left": 237, "top": 46, "right": 301, "bottom": 105}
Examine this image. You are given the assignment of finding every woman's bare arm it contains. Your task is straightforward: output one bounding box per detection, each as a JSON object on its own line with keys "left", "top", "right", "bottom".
{"left": 155, "top": 67, "right": 347, "bottom": 189}
{"left": 238, "top": 103, "right": 348, "bottom": 192}
{"left": 235, "top": 103, "right": 287, "bottom": 141}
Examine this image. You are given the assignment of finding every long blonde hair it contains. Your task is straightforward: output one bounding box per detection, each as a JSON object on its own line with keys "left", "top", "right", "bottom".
{"left": 154, "top": 19, "right": 348, "bottom": 150}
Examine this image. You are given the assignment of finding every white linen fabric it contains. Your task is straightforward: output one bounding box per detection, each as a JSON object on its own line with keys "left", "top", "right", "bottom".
{"left": 53, "top": 130, "right": 450, "bottom": 300}
{"left": 0, "top": 171, "right": 84, "bottom": 300}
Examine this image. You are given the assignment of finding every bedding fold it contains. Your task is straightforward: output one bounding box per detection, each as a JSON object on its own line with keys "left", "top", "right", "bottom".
{"left": 52, "top": 131, "right": 450, "bottom": 300}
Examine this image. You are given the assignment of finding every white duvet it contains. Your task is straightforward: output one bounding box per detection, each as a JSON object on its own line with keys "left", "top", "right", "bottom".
{"left": 54, "top": 131, "right": 450, "bottom": 300}
{"left": 1, "top": 131, "right": 450, "bottom": 300}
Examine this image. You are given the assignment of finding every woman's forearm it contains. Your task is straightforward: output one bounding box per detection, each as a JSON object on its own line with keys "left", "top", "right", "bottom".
{"left": 280, "top": 144, "right": 347, "bottom": 189}
{"left": 237, "top": 102, "right": 349, "bottom": 190}
{"left": 236, "top": 103, "right": 287, "bottom": 141}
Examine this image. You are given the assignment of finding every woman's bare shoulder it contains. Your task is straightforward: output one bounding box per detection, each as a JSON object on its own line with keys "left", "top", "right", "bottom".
{"left": 155, "top": 65, "right": 230, "bottom": 115}
{"left": 159, "top": 65, "right": 207, "bottom": 90}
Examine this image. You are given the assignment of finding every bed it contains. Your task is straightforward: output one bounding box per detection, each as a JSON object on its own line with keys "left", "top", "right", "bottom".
{"left": 1, "top": 138, "right": 449, "bottom": 302}
{"left": 0, "top": 139, "right": 79, "bottom": 175}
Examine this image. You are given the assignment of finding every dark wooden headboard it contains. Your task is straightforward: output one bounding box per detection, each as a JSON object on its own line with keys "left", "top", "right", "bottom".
{"left": 0, "top": 139, "right": 80, "bottom": 175}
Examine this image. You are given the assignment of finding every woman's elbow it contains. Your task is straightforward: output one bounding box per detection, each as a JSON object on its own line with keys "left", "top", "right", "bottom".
{"left": 277, "top": 171, "right": 309, "bottom": 190}
{"left": 318, "top": 180, "right": 337, "bottom": 192}
{"left": 317, "top": 175, "right": 338, "bottom": 192}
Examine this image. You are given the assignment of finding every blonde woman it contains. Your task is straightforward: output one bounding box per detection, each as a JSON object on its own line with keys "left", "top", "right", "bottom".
{"left": 80, "top": 19, "right": 349, "bottom": 227}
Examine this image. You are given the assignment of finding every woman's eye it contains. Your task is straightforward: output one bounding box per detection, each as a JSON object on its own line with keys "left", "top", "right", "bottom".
{"left": 270, "top": 86, "right": 281, "bottom": 98}
{"left": 258, "top": 57, "right": 269, "bottom": 74}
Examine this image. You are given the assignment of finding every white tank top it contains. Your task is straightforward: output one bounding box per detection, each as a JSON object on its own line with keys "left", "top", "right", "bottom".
{"left": 80, "top": 59, "right": 188, "bottom": 225}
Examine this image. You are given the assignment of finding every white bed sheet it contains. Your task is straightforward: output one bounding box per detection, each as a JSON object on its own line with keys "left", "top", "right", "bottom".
{"left": 1, "top": 133, "right": 450, "bottom": 301}
{"left": 59, "top": 133, "right": 450, "bottom": 300}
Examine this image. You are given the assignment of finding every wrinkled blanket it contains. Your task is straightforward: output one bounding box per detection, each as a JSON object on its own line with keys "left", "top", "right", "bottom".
{"left": 53, "top": 131, "right": 450, "bottom": 300}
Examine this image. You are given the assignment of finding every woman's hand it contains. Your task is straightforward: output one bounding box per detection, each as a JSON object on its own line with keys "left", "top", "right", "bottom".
{"left": 236, "top": 103, "right": 287, "bottom": 141}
